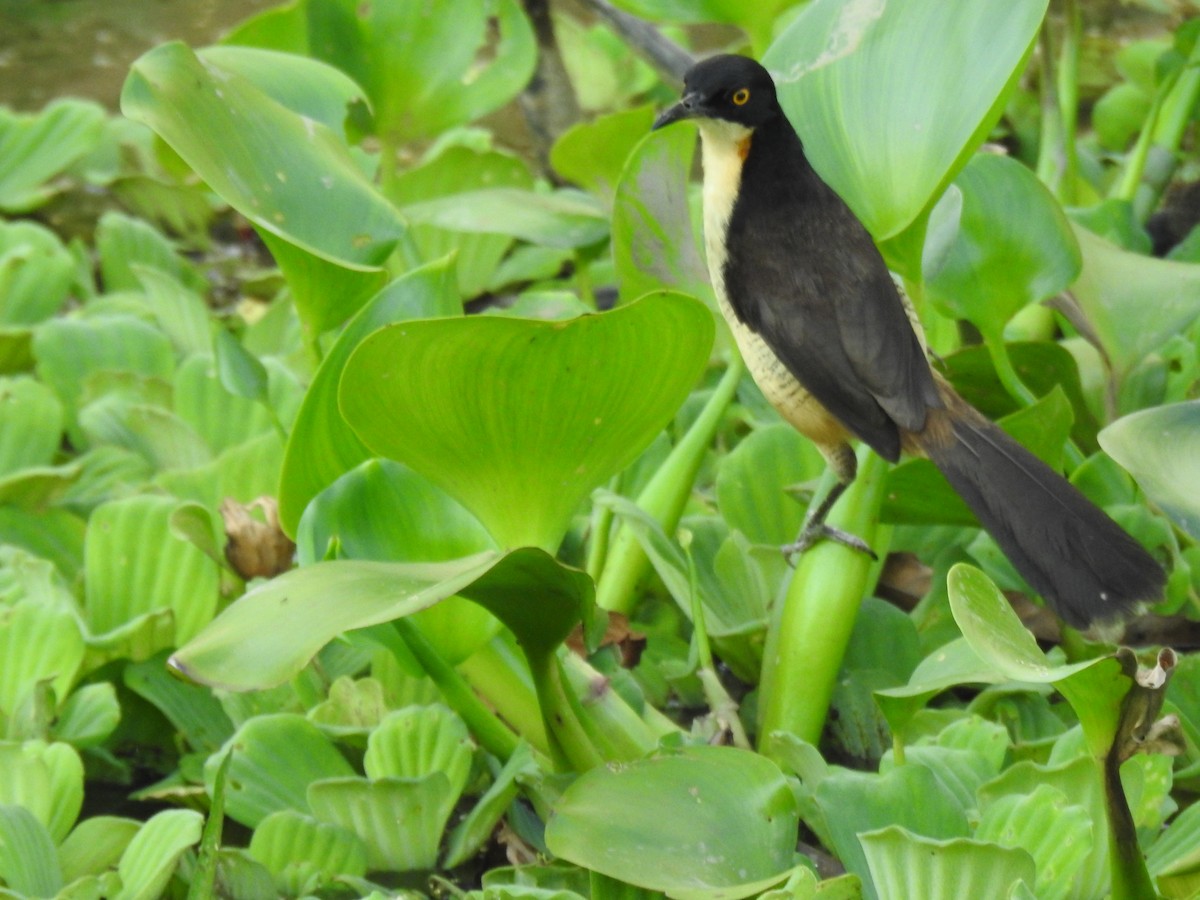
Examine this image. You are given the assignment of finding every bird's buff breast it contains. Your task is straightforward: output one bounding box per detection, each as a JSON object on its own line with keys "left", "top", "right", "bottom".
{"left": 697, "top": 121, "right": 847, "bottom": 447}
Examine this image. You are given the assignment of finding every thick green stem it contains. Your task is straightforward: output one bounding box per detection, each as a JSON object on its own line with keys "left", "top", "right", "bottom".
{"left": 1035, "top": 22, "right": 1064, "bottom": 192}
{"left": 758, "top": 448, "right": 888, "bottom": 751}
{"left": 457, "top": 635, "right": 549, "bottom": 753}
{"left": 528, "top": 649, "right": 605, "bottom": 772}
{"left": 596, "top": 357, "right": 744, "bottom": 615}
{"left": 392, "top": 619, "right": 521, "bottom": 762}
{"left": 561, "top": 652, "right": 668, "bottom": 757}
{"left": 1055, "top": 0, "right": 1081, "bottom": 204}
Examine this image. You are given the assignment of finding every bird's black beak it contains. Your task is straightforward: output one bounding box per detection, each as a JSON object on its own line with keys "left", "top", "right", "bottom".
{"left": 652, "top": 92, "right": 702, "bottom": 130}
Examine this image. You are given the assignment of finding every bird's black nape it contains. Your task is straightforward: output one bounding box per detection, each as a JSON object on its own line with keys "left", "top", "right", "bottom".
{"left": 653, "top": 54, "right": 782, "bottom": 130}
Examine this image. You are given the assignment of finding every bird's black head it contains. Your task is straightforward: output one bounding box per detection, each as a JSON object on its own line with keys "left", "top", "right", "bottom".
{"left": 653, "top": 55, "right": 780, "bottom": 131}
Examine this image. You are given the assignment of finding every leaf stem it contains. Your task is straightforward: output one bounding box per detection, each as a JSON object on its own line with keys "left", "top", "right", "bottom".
{"left": 392, "top": 619, "right": 521, "bottom": 762}
{"left": 596, "top": 357, "right": 744, "bottom": 615}
{"left": 758, "top": 448, "right": 888, "bottom": 750}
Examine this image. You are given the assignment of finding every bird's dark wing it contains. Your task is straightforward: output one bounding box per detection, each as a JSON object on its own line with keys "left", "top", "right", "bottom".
{"left": 722, "top": 152, "right": 940, "bottom": 461}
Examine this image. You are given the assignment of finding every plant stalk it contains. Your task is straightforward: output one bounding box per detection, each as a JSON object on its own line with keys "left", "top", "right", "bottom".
{"left": 596, "top": 357, "right": 744, "bottom": 616}
{"left": 758, "top": 448, "right": 888, "bottom": 750}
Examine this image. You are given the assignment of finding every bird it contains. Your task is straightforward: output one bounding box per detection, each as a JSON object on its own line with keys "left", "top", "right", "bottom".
{"left": 652, "top": 54, "right": 1163, "bottom": 629}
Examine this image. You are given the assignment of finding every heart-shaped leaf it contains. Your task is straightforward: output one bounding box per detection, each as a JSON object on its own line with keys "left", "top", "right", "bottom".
{"left": 339, "top": 292, "right": 713, "bottom": 551}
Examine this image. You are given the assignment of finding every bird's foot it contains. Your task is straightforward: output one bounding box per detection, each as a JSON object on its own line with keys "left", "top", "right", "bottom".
{"left": 782, "top": 522, "right": 877, "bottom": 562}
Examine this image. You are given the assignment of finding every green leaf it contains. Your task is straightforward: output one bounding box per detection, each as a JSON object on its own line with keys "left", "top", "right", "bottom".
{"left": 0, "top": 376, "right": 63, "bottom": 477}
{"left": 339, "top": 292, "right": 713, "bottom": 551}
{"left": 364, "top": 706, "right": 473, "bottom": 796}
{"left": 116, "top": 809, "right": 203, "bottom": 900}
{"left": 207, "top": 714, "right": 356, "bottom": 828}
{"left": 1099, "top": 400, "right": 1200, "bottom": 540}
{"left": 307, "top": 775, "right": 452, "bottom": 872}
{"left": 96, "top": 211, "right": 201, "bottom": 295}
{"left": 714, "top": 422, "right": 825, "bottom": 546}
{"left": 551, "top": 106, "right": 657, "bottom": 205}
{"left": 763, "top": 0, "right": 1046, "bottom": 242}
{"left": 278, "top": 260, "right": 460, "bottom": 536}
{"left": 1071, "top": 225, "right": 1200, "bottom": 378}
{"left": 58, "top": 817, "right": 141, "bottom": 883}
{"left": 813, "top": 764, "right": 968, "bottom": 896}
{"left": 402, "top": 188, "right": 608, "bottom": 249}
{"left": 131, "top": 266, "right": 212, "bottom": 358}
{"left": 248, "top": 811, "right": 367, "bottom": 896}
{"left": 0, "top": 740, "right": 84, "bottom": 843}
{"left": 197, "top": 44, "right": 370, "bottom": 134}
{"left": 386, "top": 146, "right": 533, "bottom": 297}
{"left": 51, "top": 683, "right": 120, "bottom": 748}
{"left": 173, "top": 353, "right": 275, "bottom": 455}
{"left": 303, "top": 0, "right": 536, "bottom": 145}
{"left": 213, "top": 328, "right": 269, "bottom": 406}
{"left": 612, "top": 127, "right": 713, "bottom": 306}
{"left": 0, "top": 220, "right": 75, "bottom": 325}
{"left": 925, "top": 153, "right": 1081, "bottom": 340}
{"left": 975, "top": 785, "right": 1091, "bottom": 900}
{"left": 0, "top": 99, "right": 106, "bottom": 212}
{"left": 0, "top": 804, "right": 61, "bottom": 898}
{"left": 121, "top": 41, "right": 404, "bottom": 334}
{"left": 858, "top": 826, "right": 1036, "bottom": 900}
{"left": 546, "top": 746, "right": 799, "bottom": 900}
{"left": 84, "top": 495, "right": 220, "bottom": 647}
{"left": 123, "top": 652, "right": 234, "bottom": 754}
{"left": 444, "top": 741, "right": 535, "bottom": 869}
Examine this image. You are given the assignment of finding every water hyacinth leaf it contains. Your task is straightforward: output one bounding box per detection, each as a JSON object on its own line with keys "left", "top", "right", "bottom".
{"left": 363, "top": 706, "right": 473, "bottom": 796}
{"left": 924, "top": 153, "right": 1081, "bottom": 340}
{"left": 58, "top": 816, "right": 141, "bottom": 884}
{"left": 551, "top": 106, "right": 657, "bottom": 205}
{"left": 1099, "top": 400, "right": 1200, "bottom": 540}
{"left": 198, "top": 45, "right": 369, "bottom": 134}
{"left": 0, "top": 377, "right": 63, "bottom": 477}
{"left": 278, "top": 259, "right": 460, "bottom": 537}
{"left": 121, "top": 41, "right": 403, "bottom": 334}
{"left": 0, "top": 220, "right": 75, "bottom": 325}
{"left": 0, "top": 99, "right": 106, "bottom": 213}
{"left": 171, "top": 547, "right": 587, "bottom": 690}
{"left": 123, "top": 652, "right": 234, "bottom": 754}
{"left": 975, "top": 784, "right": 1092, "bottom": 899}
{"left": 714, "top": 422, "right": 826, "bottom": 546}
{"left": 206, "top": 714, "right": 356, "bottom": 828}
{"left": 387, "top": 146, "right": 533, "bottom": 297}
{"left": 340, "top": 292, "right": 713, "bottom": 551}
{"left": 858, "top": 827, "right": 1036, "bottom": 900}
{"left": 0, "top": 804, "right": 61, "bottom": 898}
{"left": 612, "top": 125, "right": 713, "bottom": 306}
{"left": 85, "top": 495, "right": 220, "bottom": 647}
{"left": 1071, "top": 225, "right": 1200, "bottom": 378}
{"left": 546, "top": 746, "right": 799, "bottom": 899}
{"left": 402, "top": 188, "right": 608, "bottom": 250}
{"left": 301, "top": 0, "right": 536, "bottom": 145}
{"left": 116, "top": 809, "right": 203, "bottom": 900}
{"left": 248, "top": 811, "right": 368, "bottom": 895}
{"left": 121, "top": 42, "right": 400, "bottom": 268}
{"left": 307, "top": 775, "right": 452, "bottom": 873}
{"left": 763, "top": 0, "right": 1046, "bottom": 243}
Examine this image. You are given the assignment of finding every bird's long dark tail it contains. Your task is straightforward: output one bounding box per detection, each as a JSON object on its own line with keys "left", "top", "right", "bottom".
{"left": 915, "top": 388, "right": 1163, "bottom": 628}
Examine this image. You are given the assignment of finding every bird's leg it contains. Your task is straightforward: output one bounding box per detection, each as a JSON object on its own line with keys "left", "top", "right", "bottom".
{"left": 782, "top": 443, "right": 877, "bottom": 561}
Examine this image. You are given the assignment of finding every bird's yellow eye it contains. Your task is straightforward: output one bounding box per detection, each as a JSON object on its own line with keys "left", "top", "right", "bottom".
{"left": 732, "top": 88, "right": 750, "bottom": 106}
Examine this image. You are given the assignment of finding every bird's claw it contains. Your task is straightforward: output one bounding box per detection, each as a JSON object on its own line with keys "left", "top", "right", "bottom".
{"left": 782, "top": 523, "right": 877, "bottom": 563}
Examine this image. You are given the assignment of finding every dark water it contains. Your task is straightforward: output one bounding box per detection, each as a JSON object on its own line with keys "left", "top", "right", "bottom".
{"left": 0, "top": 0, "right": 277, "bottom": 111}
